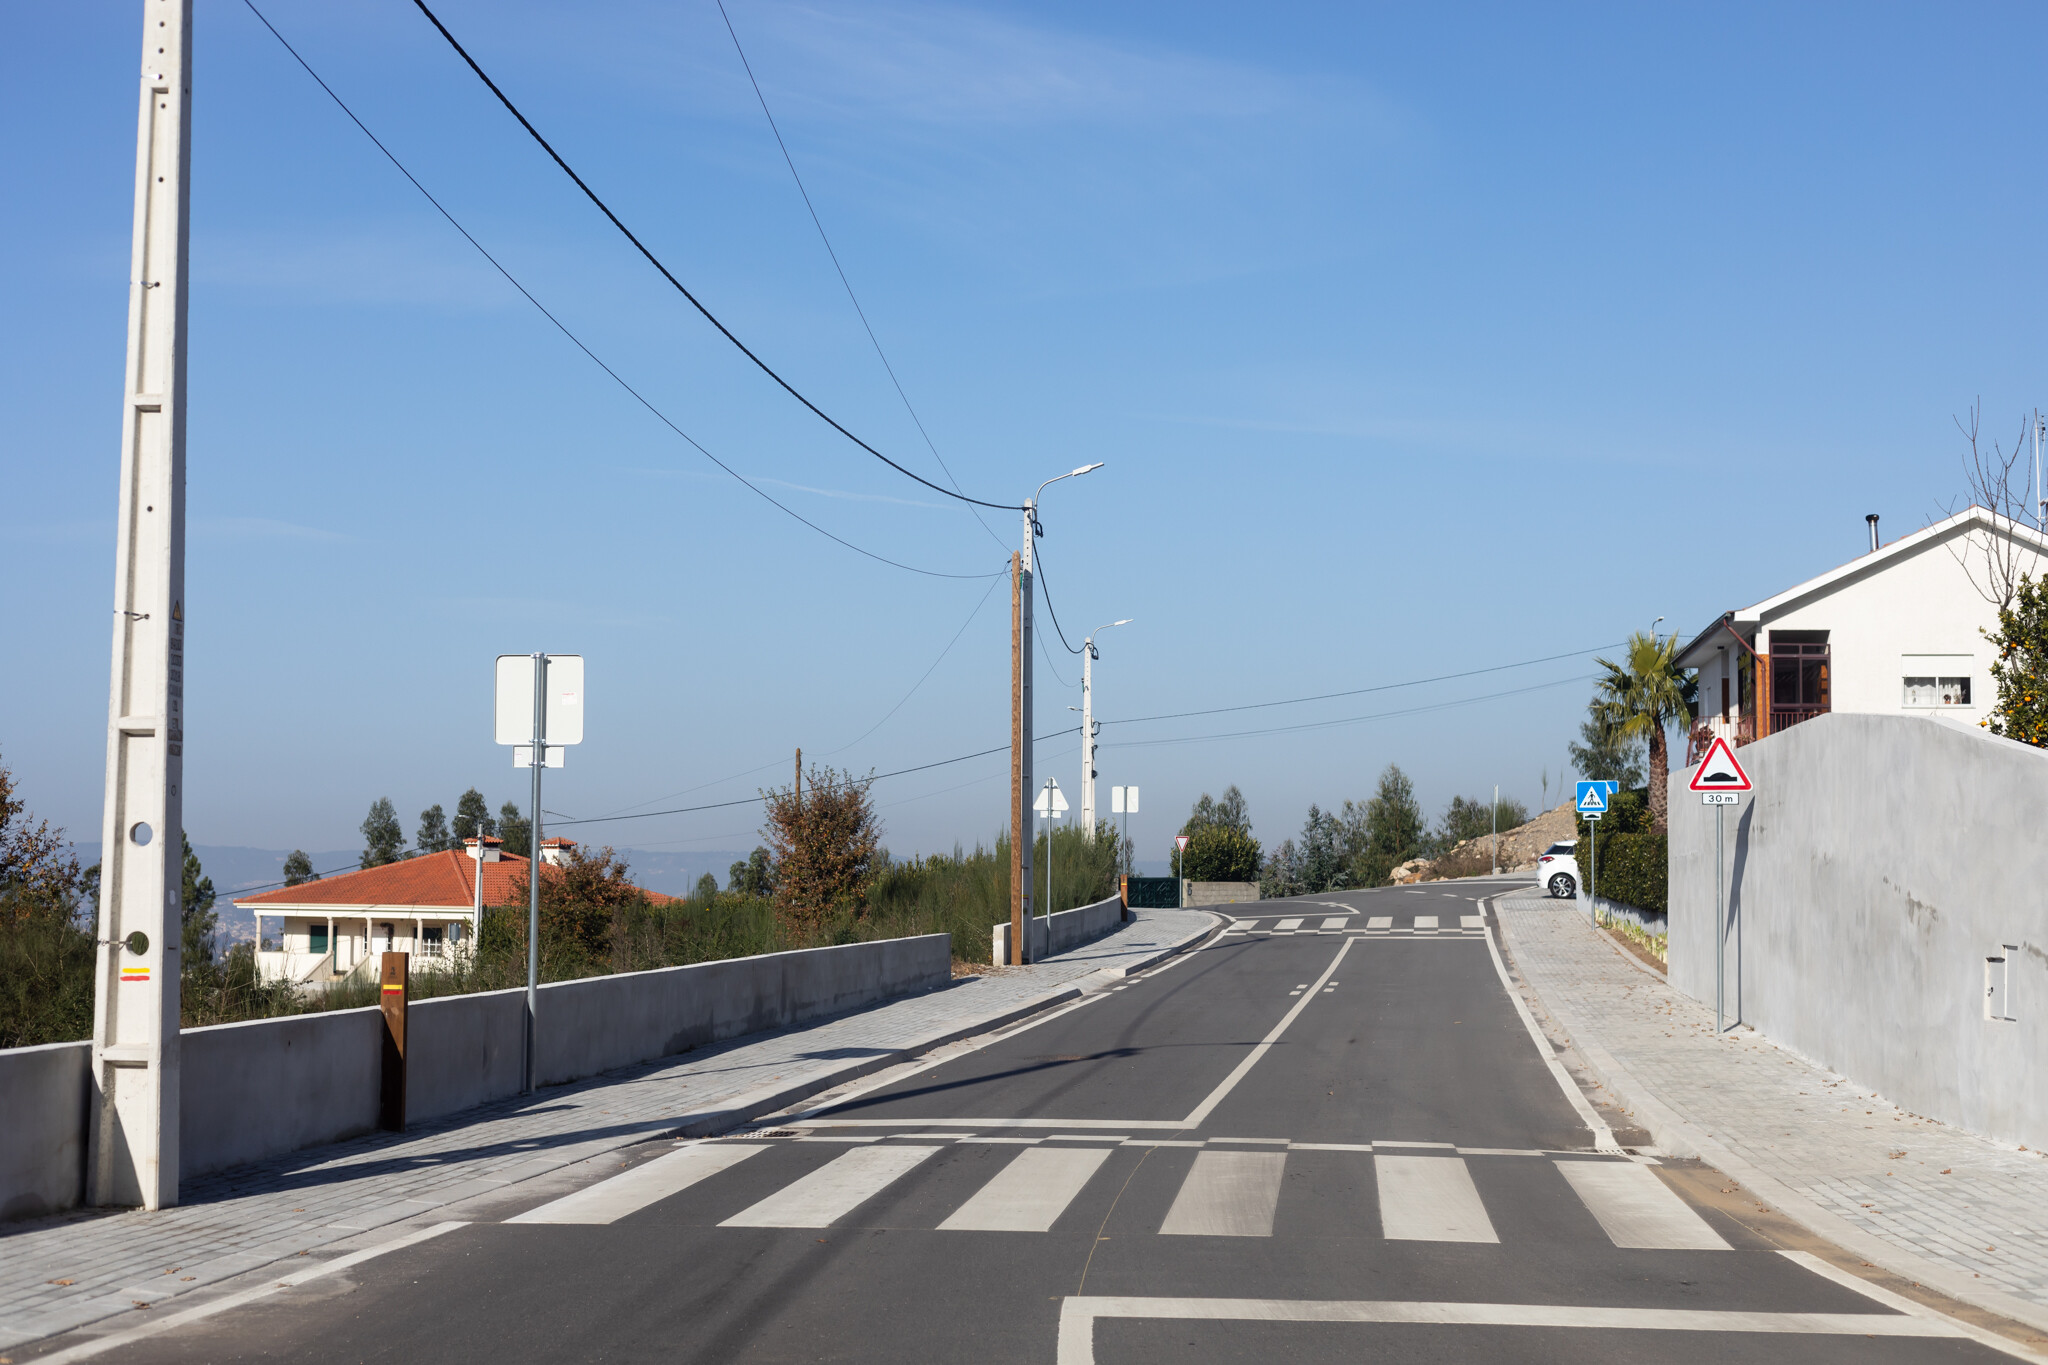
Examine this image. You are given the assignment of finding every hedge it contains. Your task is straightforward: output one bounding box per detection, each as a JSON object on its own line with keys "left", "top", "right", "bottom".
{"left": 1581, "top": 830, "right": 1666, "bottom": 917}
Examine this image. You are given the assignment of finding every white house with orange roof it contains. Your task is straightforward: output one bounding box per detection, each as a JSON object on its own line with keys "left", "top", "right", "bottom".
{"left": 236, "top": 836, "right": 670, "bottom": 987}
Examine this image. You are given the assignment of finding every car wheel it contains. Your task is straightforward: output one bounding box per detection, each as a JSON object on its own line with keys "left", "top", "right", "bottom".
{"left": 1548, "top": 873, "right": 1576, "bottom": 899}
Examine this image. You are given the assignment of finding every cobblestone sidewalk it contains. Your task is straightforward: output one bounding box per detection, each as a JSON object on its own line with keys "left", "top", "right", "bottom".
{"left": 1493, "top": 885, "right": 2048, "bottom": 1334}
{"left": 0, "top": 908, "right": 1215, "bottom": 1351}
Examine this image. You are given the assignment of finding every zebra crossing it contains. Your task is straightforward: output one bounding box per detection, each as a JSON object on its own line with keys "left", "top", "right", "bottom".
{"left": 507, "top": 1135, "right": 1730, "bottom": 1252}
{"left": 1224, "top": 914, "right": 1487, "bottom": 937}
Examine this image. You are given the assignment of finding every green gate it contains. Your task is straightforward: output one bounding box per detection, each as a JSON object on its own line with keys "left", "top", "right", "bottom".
{"left": 1125, "top": 876, "right": 1179, "bottom": 909}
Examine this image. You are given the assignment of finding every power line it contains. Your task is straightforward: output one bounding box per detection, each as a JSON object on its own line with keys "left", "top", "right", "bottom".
{"left": 823, "top": 574, "right": 1003, "bottom": 756}
{"left": 1101, "top": 643, "right": 1626, "bottom": 727}
{"left": 1102, "top": 675, "right": 1591, "bottom": 750}
{"left": 713, "top": 0, "right": 1007, "bottom": 555}
{"left": 408, "top": 0, "right": 1021, "bottom": 514}
{"left": 1032, "top": 539, "right": 1087, "bottom": 655}
{"left": 242, "top": 0, "right": 996, "bottom": 583}
{"left": 549, "top": 726, "right": 1082, "bottom": 829}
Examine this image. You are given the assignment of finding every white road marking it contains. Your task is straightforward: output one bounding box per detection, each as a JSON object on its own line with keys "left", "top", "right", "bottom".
{"left": 787, "top": 1117, "right": 1180, "bottom": 1129}
{"left": 1374, "top": 1155, "right": 1498, "bottom": 1242}
{"left": 1413, "top": 915, "right": 1439, "bottom": 929}
{"left": 1778, "top": 1250, "right": 2048, "bottom": 1362}
{"left": 28, "top": 1221, "right": 468, "bottom": 1365}
{"left": 1366, "top": 916, "right": 1392, "bottom": 928}
{"left": 510, "top": 1143, "right": 765, "bottom": 1224}
{"left": 1179, "top": 938, "right": 1354, "bottom": 1128}
{"left": 1054, "top": 1296, "right": 1967, "bottom": 1365}
{"left": 1554, "top": 1160, "right": 1730, "bottom": 1250}
{"left": 1320, "top": 916, "right": 1350, "bottom": 929}
{"left": 1273, "top": 917, "right": 1303, "bottom": 931}
{"left": 939, "top": 1146, "right": 1112, "bottom": 1232}
{"left": 1460, "top": 914, "right": 1484, "bottom": 928}
{"left": 719, "top": 1145, "right": 938, "bottom": 1228}
{"left": 1477, "top": 894, "right": 1620, "bottom": 1151}
{"left": 1160, "top": 1150, "right": 1287, "bottom": 1237}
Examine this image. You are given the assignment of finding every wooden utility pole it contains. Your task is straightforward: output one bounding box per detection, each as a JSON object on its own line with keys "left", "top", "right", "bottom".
{"left": 1010, "top": 553, "right": 1025, "bottom": 964}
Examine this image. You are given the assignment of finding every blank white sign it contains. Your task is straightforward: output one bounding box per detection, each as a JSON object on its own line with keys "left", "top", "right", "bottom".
{"left": 494, "top": 654, "right": 585, "bottom": 746}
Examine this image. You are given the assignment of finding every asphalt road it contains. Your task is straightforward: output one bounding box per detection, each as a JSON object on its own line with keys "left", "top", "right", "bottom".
{"left": 39, "top": 880, "right": 2018, "bottom": 1364}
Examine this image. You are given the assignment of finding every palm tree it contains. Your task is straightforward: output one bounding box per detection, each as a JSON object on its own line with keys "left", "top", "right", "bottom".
{"left": 1590, "top": 630, "right": 1697, "bottom": 834}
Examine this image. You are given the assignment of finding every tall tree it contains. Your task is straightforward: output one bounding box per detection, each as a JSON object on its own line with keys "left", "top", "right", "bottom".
{"left": 1589, "top": 630, "right": 1697, "bottom": 834}
{"left": 1258, "top": 838, "right": 1303, "bottom": 899}
{"left": 762, "top": 765, "right": 882, "bottom": 933}
{"left": 416, "top": 803, "right": 452, "bottom": 855}
{"left": 498, "top": 802, "right": 532, "bottom": 858}
{"left": 0, "top": 746, "right": 83, "bottom": 919}
{"left": 181, "top": 832, "right": 218, "bottom": 969}
{"left": 1298, "top": 804, "right": 1343, "bottom": 893}
{"left": 728, "top": 846, "right": 776, "bottom": 898}
{"left": 282, "top": 850, "right": 316, "bottom": 887}
{"left": 452, "top": 788, "right": 496, "bottom": 844}
{"left": 692, "top": 872, "right": 719, "bottom": 903}
{"left": 360, "top": 797, "right": 406, "bottom": 869}
{"left": 1182, "top": 786, "right": 1252, "bottom": 838}
{"left": 1567, "top": 714, "right": 1646, "bottom": 789}
{"left": 1353, "top": 765, "right": 1425, "bottom": 887}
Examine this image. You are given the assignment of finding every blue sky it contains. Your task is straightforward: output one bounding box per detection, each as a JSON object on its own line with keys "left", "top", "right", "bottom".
{"left": 5, "top": 1, "right": 2045, "bottom": 871}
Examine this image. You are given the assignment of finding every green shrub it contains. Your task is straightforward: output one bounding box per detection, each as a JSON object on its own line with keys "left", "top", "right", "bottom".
{"left": 1582, "top": 831, "right": 1666, "bottom": 916}
{"left": 1173, "top": 826, "right": 1262, "bottom": 882}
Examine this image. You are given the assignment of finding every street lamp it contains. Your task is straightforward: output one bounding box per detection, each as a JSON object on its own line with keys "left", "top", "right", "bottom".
{"left": 1080, "top": 619, "right": 1132, "bottom": 843}
{"left": 1009, "top": 461, "right": 1103, "bottom": 964}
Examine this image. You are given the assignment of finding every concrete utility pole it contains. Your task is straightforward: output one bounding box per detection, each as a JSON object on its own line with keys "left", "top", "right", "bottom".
{"left": 1079, "top": 619, "right": 1131, "bottom": 843}
{"left": 90, "top": 0, "right": 193, "bottom": 1212}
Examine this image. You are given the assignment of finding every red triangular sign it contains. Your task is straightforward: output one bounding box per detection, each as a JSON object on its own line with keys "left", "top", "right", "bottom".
{"left": 1688, "top": 736, "right": 1752, "bottom": 792}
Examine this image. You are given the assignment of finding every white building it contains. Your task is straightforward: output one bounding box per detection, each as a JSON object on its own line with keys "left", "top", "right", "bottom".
{"left": 1675, "top": 506, "right": 2048, "bottom": 761}
{"left": 236, "top": 837, "right": 661, "bottom": 986}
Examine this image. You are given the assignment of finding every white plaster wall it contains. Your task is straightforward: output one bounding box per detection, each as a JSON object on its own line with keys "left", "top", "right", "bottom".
{"left": 1668, "top": 712, "right": 2048, "bottom": 1148}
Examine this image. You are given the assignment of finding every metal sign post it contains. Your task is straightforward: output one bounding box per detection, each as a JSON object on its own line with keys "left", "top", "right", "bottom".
{"left": 1175, "top": 834, "right": 1190, "bottom": 908}
{"left": 495, "top": 653, "right": 585, "bottom": 1092}
{"left": 1690, "top": 737, "right": 1752, "bottom": 1038}
{"left": 1033, "top": 778, "right": 1068, "bottom": 919}
{"left": 1573, "top": 781, "right": 1615, "bottom": 926}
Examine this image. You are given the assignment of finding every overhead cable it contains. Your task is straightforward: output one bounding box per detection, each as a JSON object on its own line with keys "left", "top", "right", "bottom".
{"left": 408, "top": 0, "right": 1022, "bottom": 513}
{"left": 713, "top": 0, "right": 1007, "bottom": 554}
{"left": 1103, "top": 675, "right": 1590, "bottom": 749}
{"left": 1101, "top": 643, "right": 1626, "bottom": 726}
{"left": 242, "top": 0, "right": 996, "bottom": 582}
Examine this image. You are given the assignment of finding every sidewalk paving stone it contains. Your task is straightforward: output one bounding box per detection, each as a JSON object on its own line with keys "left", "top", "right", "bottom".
{"left": 1493, "top": 884, "right": 2048, "bottom": 1333}
{"left": 0, "top": 907, "right": 1215, "bottom": 1352}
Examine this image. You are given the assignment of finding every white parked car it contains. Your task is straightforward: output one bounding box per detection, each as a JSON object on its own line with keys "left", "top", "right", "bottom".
{"left": 1538, "top": 841, "right": 1579, "bottom": 898}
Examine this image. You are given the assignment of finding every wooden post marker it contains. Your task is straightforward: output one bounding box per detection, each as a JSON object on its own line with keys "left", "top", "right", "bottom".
{"left": 379, "top": 951, "right": 409, "bottom": 1132}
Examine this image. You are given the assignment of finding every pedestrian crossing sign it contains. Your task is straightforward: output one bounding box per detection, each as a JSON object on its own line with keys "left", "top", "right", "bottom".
{"left": 1574, "top": 781, "right": 1612, "bottom": 814}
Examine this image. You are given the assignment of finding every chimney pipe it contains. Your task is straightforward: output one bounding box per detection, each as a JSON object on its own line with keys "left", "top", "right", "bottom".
{"left": 1866, "top": 513, "right": 1880, "bottom": 553}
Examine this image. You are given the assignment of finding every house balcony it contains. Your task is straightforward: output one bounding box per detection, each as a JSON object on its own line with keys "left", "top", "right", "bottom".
{"left": 1769, "top": 702, "right": 1829, "bottom": 736}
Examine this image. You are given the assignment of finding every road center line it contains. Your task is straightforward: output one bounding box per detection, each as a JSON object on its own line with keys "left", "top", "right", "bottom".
{"left": 1179, "top": 937, "right": 1353, "bottom": 1129}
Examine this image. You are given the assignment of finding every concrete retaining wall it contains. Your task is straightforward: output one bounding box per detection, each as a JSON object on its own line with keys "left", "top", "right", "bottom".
{"left": 0, "top": 1041, "right": 90, "bottom": 1221}
{"left": 1185, "top": 881, "right": 1259, "bottom": 907}
{"left": 1574, "top": 893, "right": 1668, "bottom": 936}
{"left": 1668, "top": 712, "right": 2048, "bottom": 1148}
{"left": 992, "top": 893, "right": 1125, "bottom": 964}
{"left": 4, "top": 933, "right": 952, "bottom": 1214}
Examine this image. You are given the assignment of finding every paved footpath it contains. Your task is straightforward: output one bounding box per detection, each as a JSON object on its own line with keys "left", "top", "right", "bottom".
{"left": 1493, "top": 883, "right": 2048, "bottom": 1335}
{"left": 0, "top": 908, "right": 1215, "bottom": 1353}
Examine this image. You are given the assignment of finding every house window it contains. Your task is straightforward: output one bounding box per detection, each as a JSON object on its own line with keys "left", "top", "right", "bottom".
{"left": 1904, "top": 676, "right": 1971, "bottom": 707}
{"left": 309, "top": 925, "right": 329, "bottom": 954}
{"left": 423, "top": 926, "right": 445, "bottom": 957}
